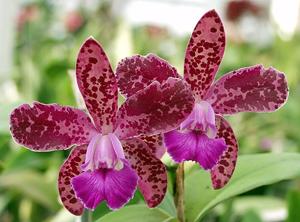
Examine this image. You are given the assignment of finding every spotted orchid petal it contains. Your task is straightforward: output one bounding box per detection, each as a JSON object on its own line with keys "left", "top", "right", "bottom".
{"left": 72, "top": 160, "right": 138, "bottom": 210}
{"left": 204, "top": 65, "right": 288, "bottom": 114}
{"left": 139, "top": 134, "right": 166, "bottom": 159}
{"left": 76, "top": 37, "right": 118, "bottom": 134}
{"left": 116, "top": 54, "right": 180, "bottom": 98}
{"left": 164, "top": 130, "right": 227, "bottom": 170}
{"left": 184, "top": 9, "right": 225, "bottom": 101}
{"left": 211, "top": 115, "right": 238, "bottom": 189}
{"left": 122, "top": 138, "right": 167, "bottom": 207}
{"left": 10, "top": 102, "right": 96, "bottom": 151}
{"left": 58, "top": 145, "right": 86, "bottom": 215}
{"left": 114, "top": 77, "right": 195, "bottom": 139}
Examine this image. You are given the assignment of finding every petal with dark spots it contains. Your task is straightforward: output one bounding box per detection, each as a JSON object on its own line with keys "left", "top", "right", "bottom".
{"left": 211, "top": 115, "right": 238, "bottom": 189}
{"left": 76, "top": 37, "right": 118, "bottom": 133}
{"left": 10, "top": 102, "right": 96, "bottom": 151}
{"left": 139, "top": 134, "right": 166, "bottom": 159}
{"left": 116, "top": 54, "right": 180, "bottom": 97}
{"left": 204, "top": 65, "right": 289, "bottom": 114}
{"left": 184, "top": 9, "right": 225, "bottom": 100}
{"left": 114, "top": 77, "right": 195, "bottom": 139}
{"left": 58, "top": 145, "right": 86, "bottom": 215}
{"left": 122, "top": 138, "right": 167, "bottom": 207}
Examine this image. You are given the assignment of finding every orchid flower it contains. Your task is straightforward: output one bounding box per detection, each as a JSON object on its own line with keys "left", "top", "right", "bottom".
{"left": 10, "top": 38, "right": 195, "bottom": 215}
{"left": 115, "top": 10, "right": 288, "bottom": 189}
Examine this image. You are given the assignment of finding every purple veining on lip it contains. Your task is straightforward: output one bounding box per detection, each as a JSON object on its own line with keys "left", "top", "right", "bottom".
{"left": 164, "top": 130, "right": 226, "bottom": 170}
{"left": 72, "top": 160, "right": 138, "bottom": 210}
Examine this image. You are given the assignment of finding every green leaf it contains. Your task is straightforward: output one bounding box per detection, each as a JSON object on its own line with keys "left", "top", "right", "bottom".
{"left": 0, "top": 102, "right": 22, "bottom": 134}
{"left": 0, "top": 195, "right": 11, "bottom": 214}
{"left": 158, "top": 191, "right": 177, "bottom": 217}
{"left": 0, "top": 170, "right": 59, "bottom": 210}
{"left": 241, "top": 210, "right": 263, "bottom": 222}
{"left": 163, "top": 218, "right": 179, "bottom": 222}
{"left": 287, "top": 190, "right": 300, "bottom": 222}
{"left": 185, "top": 153, "right": 300, "bottom": 222}
{"left": 232, "top": 196, "right": 285, "bottom": 214}
{"left": 96, "top": 205, "right": 172, "bottom": 222}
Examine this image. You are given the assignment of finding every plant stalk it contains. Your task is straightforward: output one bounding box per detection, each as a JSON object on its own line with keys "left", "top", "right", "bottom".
{"left": 175, "top": 162, "right": 185, "bottom": 222}
{"left": 80, "top": 209, "right": 92, "bottom": 222}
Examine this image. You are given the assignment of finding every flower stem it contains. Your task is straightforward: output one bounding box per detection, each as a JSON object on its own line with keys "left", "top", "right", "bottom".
{"left": 81, "top": 209, "right": 92, "bottom": 222}
{"left": 175, "top": 162, "right": 185, "bottom": 222}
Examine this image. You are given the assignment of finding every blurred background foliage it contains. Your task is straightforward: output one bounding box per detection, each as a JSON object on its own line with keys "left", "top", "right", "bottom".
{"left": 1, "top": 0, "right": 300, "bottom": 221}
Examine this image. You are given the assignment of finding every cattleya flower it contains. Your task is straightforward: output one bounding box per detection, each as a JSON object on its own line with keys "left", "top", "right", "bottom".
{"left": 10, "top": 38, "right": 195, "bottom": 214}
{"left": 116, "top": 10, "right": 288, "bottom": 189}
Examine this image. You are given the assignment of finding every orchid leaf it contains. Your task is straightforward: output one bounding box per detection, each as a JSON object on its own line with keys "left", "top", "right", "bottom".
{"left": 0, "top": 195, "right": 10, "bottom": 214}
{"left": 0, "top": 170, "right": 59, "bottom": 210}
{"left": 232, "top": 196, "right": 285, "bottom": 215}
{"left": 96, "top": 205, "right": 173, "bottom": 222}
{"left": 163, "top": 219, "right": 180, "bottom": 222}
{"left": 241, "top": 210, "right": 263, "bottom": 222}
{"left": 157, "top": 190, "right": 177, "bottom": 217}
{"left": 287, "top": 190, "right": 300, "bottom": 222}
{"left": 185, "top": 153, "right": 300, "bottom": 222}
{"left": 0, "top": 102, "right": 22, "bottom": 134}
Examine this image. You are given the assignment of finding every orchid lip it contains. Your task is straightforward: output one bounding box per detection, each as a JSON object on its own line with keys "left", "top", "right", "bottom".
{"left": 82, "top": 133, "right": 125, "bottom": 172}
{"left": 180, "top": 101, "right": 217, "bottom": 138}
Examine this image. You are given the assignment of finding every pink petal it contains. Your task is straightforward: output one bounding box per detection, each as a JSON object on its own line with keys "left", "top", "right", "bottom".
{"left": 204, "top": 65, "right": 289, "bottom": 114}
{"left": 163, "top": 130, "right": 192, "bottom": 163}
{"left": 114, "top": 77, "right": 195, "bottom": 139}
{"left": 58, "top": 145, "right": 86, "bottom": 215}
{"left": 10, "top": 102, "right": 96, "bottom": 151}
{"left": 76, "top": 37, "right": 118, "bottom": 134}
{"left": 71, "top": 160, "right": 138, "bottom": 210}
{"left": 139, "top": 134, "right": 166, "bottom": 159}
{"left": 211, "top": 115, "right": 238, "bottom": 189}
{"left": 72, "top": 170, "right": 105, "bottom": 210}
{"left": 184, "top": 9, "right": 225, "bottom": 101}
{"left": 164, "top": 130, "right": 226, "bottom": 170}
{"left": 195, "top": 135, "right": 227, "bottom": 170}
{"left": 122, "top": 138, "right": 167, "bottom": 208}
{"left": 104, "top": 161, "right": 138, "bottom": 210}
{"left": 116, "top": 54, "right": 180, "bottom": 97}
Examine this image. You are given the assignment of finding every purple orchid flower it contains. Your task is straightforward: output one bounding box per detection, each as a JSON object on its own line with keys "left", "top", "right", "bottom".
{"left": 115, "top": 10, "right": 288, "bottom": 189}
{"left": 10, "top": 38, "right": 195, "bottom": 215}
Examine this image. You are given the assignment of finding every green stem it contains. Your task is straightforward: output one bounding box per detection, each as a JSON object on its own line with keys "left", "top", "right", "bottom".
{"left": 175, "top": 162, "right": 185, "bottom": 222}
{"left": 81, "top": 209, "right": 92, "bottom": 222}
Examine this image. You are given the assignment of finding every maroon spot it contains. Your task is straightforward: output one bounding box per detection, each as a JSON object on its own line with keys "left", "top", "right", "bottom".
{"left": 210, "top": 27, "right": 217, "bottom": 33}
